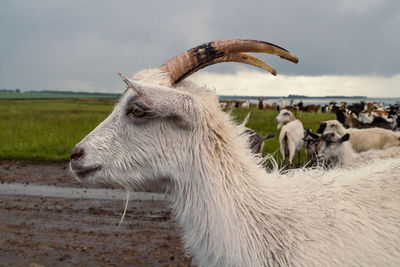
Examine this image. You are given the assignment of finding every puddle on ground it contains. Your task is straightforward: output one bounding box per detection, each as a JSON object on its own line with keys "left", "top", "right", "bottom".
{"left": 0, "top": 183, "right": 166, "bottom": 201}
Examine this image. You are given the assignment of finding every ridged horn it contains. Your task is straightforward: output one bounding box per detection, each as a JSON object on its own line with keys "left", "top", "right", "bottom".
{"left": 159, "top": 39, "right": 298, "bottom": 84}
{"left": 118, "top": 72, "right": 134, "bottom": 88}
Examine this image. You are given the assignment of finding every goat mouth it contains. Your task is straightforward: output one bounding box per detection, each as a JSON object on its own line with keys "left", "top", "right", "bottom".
{"left": 71, "top": 165, "right": 102, "bottom": 179}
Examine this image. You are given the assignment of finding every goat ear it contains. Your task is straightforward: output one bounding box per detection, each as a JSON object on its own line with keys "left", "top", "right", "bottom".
{"left": 340, "top": 133, "right": 350, "bottom": 142}
{"left": 265, "top": 134, "right": 274, "bottom": 140}
{"left": 309, "top": 131, "right": 320, "bottom": 140}
{"left": 317, "top": 123, "right": 326, "bottom": 134}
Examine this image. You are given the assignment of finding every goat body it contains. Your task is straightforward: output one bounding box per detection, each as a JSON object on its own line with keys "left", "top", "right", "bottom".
{"left": 318, "top": 119, "right": 400, "bottom": 152}
{"left": 301, "top": 104, "right": 320, "bottom": 113}
{"left": 279, "top": 120, "right": 304, "bottom": 166}
{"left": 70, "top": 39, "right": 400, "bottom": 266}
{"left": 347, "top": 101, "right": 365, "bottom": 116}
{"left": 303, "top": 129, "right": 320, "bottom": 163}
{"left": 258, "top": 97, "right": 264, "bottom": 109}
{"left": 276, "top": 109, "right": 304, "bottom": 167}
{"left": 72, "top": 73, "right": 400, "bottom": 267}
{"left": 317, "top": 132, "right": 400, "bottom": 168}
{"left": 346, "top": 111, "right": 392, "bottom": 130}
{"left": 242, "top": 128, "right": 274, "bottom": 154}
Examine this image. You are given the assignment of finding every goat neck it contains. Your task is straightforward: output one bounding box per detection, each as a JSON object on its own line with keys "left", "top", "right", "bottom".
{"left": 167, "top": 117, "right": 302, "bottom": 266}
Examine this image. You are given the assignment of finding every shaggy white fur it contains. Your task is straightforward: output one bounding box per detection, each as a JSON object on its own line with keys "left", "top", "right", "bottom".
{"left": 71, "top": 69, "right": 400, "bottom": 266}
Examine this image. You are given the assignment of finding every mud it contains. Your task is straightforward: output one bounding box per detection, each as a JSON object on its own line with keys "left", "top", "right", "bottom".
{"left": 0, "top": 163, "right": 192, "bottom": 266}
{"left": 0, "top": 163, "right": 79, "bottom": 187}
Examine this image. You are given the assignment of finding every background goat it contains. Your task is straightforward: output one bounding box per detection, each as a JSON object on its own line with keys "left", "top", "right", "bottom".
{"left": 316, "top": 132, "right": 400, "bottom": 168}
{"left": 239, "top": 113, "right": 274, "bottom": 154}
{"left": 243, "top": 129, "right": 274, "bottom": 154}
{"left": 317, "top": 119, "right": 400, "bottom": 152}
{"left": 70, "top": 39, "right": 400, "bottom": 266}
{"left": 303, "top": 129, "right": 320, "bottom": 164}
{"left": 336, "top": 109, "right": 393, "bottom": 130}
{"left": 258, "top": 97, "right": 264, "bottom": 109}
{"left": 275, "top": 109, "right": 304, "bottom": 167}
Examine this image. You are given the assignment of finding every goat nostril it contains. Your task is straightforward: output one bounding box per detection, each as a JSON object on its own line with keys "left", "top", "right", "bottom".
{"left": 71, "top": 147, "right": 84, "bottom": 161}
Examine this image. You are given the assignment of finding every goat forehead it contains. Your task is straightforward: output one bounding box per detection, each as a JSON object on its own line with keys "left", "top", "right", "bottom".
{"left": 119, "top": 89, "right": 136, "bottom": 106}
{"left": 323, "top": 132, "right": 338, "bottom": 140}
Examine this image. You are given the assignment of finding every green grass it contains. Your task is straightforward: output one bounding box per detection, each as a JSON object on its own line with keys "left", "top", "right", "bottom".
{"left": 0, "top": 99, "right": 116, "bottom": 162}
{"left": 0, "top": 91, "right": 119, "bottom": 99}
{"left": 0, "top": 99, "right": 335, "bottom": 163}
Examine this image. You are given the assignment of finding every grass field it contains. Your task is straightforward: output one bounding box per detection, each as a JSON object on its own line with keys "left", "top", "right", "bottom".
{"left": 0, "top": 99, "right": 335, "bottom": 163}
{"left": 0, "top": 99, "right": 116, "bottom": 162}
{"left": 0, "top": 91, "right": 119, "bottom": 99}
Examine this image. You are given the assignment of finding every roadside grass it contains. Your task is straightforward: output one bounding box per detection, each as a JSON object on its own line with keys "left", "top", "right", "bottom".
{"left": 0, "top": 91, "right": 119, "bottom": 99}
{"left": 0, "top": 99, "right": 335, "bottom": 163}
{"left": 0, "top": 99, "right": 116, "bottom": 162}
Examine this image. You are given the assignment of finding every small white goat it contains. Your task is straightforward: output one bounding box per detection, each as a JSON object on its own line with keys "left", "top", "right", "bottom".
{"left": 241, "top": 100, "right": 250, "bottom": 109}
{"left": 316, "top": 132, "right": 400, "bottom": 168}
{"left": 277, "top": 98, "right": 290, "bottom": 111}
{"left": 358, "top": 110, "right": 375, "bottom": 124}
{"left": 70, "top": 39, "right": 400, "bottom": 266}
{"left": 317, "top": 119, "right": 400, "bottom": 152}
{"left": 275, "top": 109, "right": 304, "bottom": 167}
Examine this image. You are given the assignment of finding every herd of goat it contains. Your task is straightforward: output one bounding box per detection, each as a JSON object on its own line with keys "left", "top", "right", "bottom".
{"left": 70, "top": 39, "right": 400, "bottom": 266}
{"left": 240, "top": 100, "right": 400, "bottom": 169}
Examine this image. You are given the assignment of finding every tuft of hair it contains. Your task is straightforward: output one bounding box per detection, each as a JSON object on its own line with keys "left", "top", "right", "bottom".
{"left": 117, "top": 189, "right": 131, "bottom": 229}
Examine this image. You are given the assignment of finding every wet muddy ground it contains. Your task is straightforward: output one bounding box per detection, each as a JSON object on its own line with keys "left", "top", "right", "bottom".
{"left": 0, "top": 163, "right": 79, "bottom": 187}
{"left": 0, "top": 163, "right": 192, "bottom": 266}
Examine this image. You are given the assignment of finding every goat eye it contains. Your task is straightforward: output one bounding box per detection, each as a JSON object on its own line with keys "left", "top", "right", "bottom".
{"left": 126, "top": 105, "right": 147, "bottom": 118}
{"left": 326, "top": 141, "right": 334, "bottom": 146}
{"left": 132, "top": 108, "right": 145, "bottom": 117}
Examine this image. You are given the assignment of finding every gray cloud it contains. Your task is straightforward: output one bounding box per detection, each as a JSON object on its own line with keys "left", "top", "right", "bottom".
{"left": 0, "top": 0, "right": 399, "bottom": 94}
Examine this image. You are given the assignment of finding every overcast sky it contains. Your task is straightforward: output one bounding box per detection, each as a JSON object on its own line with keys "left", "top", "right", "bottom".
{"left": 1, "top": 0, "right": 399, "bottom": 97}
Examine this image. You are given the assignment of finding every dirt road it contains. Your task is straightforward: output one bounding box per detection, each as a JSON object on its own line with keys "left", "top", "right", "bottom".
{"left": 0, "top": 163, "right": 192, "bottom": 266}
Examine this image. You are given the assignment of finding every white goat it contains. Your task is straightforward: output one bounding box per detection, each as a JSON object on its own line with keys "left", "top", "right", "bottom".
{"left": 70, "top": 39, "right": 400, "bottom": 266}
{"left": 318, "top": 119, "right": 400, "bottom": 152}
{"left": 316, "top": 132, "right": 400, "bottom": 168}
{"left": 358, "top": 110, "right": 375, "bottom": 124}
{"left": 277, "top": 98, "right": 290, "bottom": 110}
{"left": 241, "top": 100, "right": 250, "bottom": 108}
{"left": 275, "top": 109, "right": 304, "bottom": 167}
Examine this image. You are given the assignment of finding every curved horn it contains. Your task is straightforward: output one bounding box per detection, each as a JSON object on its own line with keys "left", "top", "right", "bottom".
{"left": 183, "top": 52, "right": 278, "bottom": 76}
{"left": 118, "top": 72, "right": 134, "bottom": 88}
{"left": 160, "top": 39, "right": 298, "bottom": 84}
